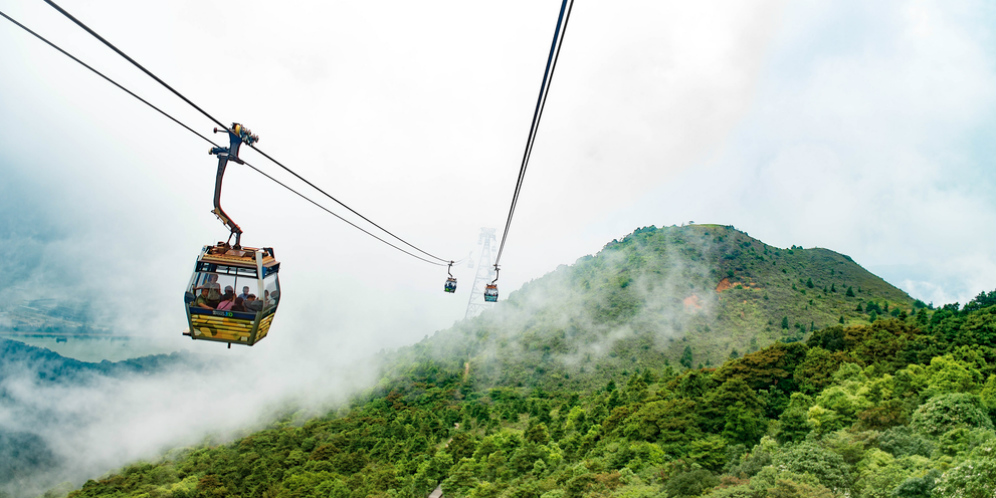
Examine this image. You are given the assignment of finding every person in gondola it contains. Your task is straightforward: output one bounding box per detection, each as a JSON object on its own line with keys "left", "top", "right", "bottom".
{"left": 204, "top": 274, "right": 222, "bottom": 307}
{"left": 216, "top": 286, "right": 236, "bottom": 311}
{"left": 245, "top": 294, "right": 263, "bottom": 311}
{"left": 231, "top": 296, "right": 247, "bottom": 312}
{"left": 193, "top": 287, "right": 215, "bottom": 309}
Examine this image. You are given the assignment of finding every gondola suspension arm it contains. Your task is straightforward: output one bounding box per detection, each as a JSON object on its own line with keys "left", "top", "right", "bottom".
{"left": 208, "top": 123, "right": 258, "bottom": 248}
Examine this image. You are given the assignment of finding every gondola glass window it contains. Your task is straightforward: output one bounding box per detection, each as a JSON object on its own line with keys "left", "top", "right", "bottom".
{"left": 184, "top": 244, "right": 280, "bottom": 347}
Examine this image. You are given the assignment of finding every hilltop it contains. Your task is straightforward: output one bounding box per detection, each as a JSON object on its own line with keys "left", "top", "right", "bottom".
{"left": 396, "top": 224, "right": 915, "bottom": 390}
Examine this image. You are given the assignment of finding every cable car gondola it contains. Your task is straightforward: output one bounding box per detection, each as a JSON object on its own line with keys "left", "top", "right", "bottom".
{"left": 184, "top": 244, "right": 280, "bottom": 346}
{"left": 484, "top": 265, "right": 499, "bottom": 302}
{"left": 444, "top": 261, "right": 457, "bottom": 293}
{"left": 484, "top": 284, "right": 498, "bottom": 302}
{"left": 182, "top": 124, "right": 281, "bottom": 348}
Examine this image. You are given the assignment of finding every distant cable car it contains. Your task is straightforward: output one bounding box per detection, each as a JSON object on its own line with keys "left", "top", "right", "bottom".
{"left": 484, "top": 265, "right": 499, "bottom": 302}
{"left": 182, "top": 123, "right": 281, "bottom": 348}
{"left": 444, "top": 261, "right": 457, "bottom": 293}
{"left": 484, "top": 284, "right": 498, "bottom": 302}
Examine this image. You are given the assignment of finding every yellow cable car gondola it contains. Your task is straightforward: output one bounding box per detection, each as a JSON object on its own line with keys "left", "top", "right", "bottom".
{"left": 182, "top": 123, "right": 280, "bottom": 348}
{"left": 184, "top": 244, "right": 279, "bottom": 346}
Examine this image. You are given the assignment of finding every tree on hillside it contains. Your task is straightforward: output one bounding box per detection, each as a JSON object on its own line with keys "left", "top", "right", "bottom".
{"left": 910, "top": 393, "right": 993, "bottom": 437}
{"left": 846, "top": 286, "right": 855, "bottom": 297}
{"left": 680, "top": 346, "right": 693, "bottom": 369}
{"left": 771, "top": 441, "right": 851, "bottom": 492}
{"left": 806, "top": 278, "right": 814, "bottom": 289}
{"left": 963, "top": 289, "right": 996, "bottom": 313}
{"left": 781, "top": 317, "right": 790, "bottom": 330}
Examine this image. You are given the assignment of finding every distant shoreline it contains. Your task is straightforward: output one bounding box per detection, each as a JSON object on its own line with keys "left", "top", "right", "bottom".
{"left": 0, "top": 332, "right": 128, "bottom": 339}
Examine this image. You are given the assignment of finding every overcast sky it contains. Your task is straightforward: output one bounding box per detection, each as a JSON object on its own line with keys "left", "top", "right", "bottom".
{"left": 2, "top": 0, "right": 995, "bottom": 352}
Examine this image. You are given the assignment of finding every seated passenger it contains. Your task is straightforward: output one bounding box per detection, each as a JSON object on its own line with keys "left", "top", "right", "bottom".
{"left": 245, "top": 294, "right": 263, "bottom": 312}
{"left": 231, "top": 297, "right": 247, "bottom": 312}
{"left": 263, "top": 290, "right": 278, "bottom": 307}
{"left": 215, "top": 286, "right": 236, "bottom": 310}
{"left": 222, "top": 285, "right": 235, "bottom": 299}
{"left": 193, "top": 287, "right": 214, "bottom": 309}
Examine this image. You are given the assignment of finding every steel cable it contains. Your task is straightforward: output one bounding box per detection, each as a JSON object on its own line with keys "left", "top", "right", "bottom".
{"left": 2, "top": 8, "right": 447, "bottom": 266}
{"left": 493, "top": 0, "right": 575, "bottom": 267}
{"left": 37, "top": 1, "right": 451, "bottom": 265}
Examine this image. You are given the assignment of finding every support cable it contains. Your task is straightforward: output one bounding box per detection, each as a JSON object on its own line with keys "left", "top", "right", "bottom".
{"left": 248, "top": 143, "right": 450, "bottom": 263}
{"left": 37, "top": 1, "right": 450, "bottom": 264}
{"left": 240, "top": 161, "right": 447, "bottom": 266}
{"left": 493, "top": 0, "right": 575, "bottom": 267}
{"left": 1, "top": 9, "right": 447, "bottom": 267}
{"left": 0, "top": 10, "right": 217, "bottom": 148}
{"left": 43, "top": 0, "right": 228, "bottom": 131}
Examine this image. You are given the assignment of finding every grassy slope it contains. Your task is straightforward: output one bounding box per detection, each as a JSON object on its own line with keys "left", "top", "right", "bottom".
{"left": 395, "top": 224, "right": 913, "bottom": 391}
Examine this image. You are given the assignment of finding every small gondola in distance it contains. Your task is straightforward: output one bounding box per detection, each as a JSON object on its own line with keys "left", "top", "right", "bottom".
{"left": 444, "top": 260, "right": 457, "bottom": 293}
{"left": 484, "top": 283, "right": 498, "bottom": 302}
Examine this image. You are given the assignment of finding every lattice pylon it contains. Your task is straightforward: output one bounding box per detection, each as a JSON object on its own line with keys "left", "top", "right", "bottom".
{"left": 464, "top": 228, "right": 497, "bottom": 319}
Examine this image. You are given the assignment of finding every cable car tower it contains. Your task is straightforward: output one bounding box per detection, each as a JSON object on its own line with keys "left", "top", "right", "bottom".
{"left": 464, "top": 228, "right": 497, "bottom": 319}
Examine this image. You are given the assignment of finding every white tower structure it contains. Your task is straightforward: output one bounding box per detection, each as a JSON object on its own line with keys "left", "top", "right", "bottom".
{"left": 464, "top": 228, "right": 497, "bottom": 319}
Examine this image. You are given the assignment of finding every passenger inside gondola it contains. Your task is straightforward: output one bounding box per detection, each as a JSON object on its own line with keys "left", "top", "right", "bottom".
{"left": 245, "top": 294, "right": 262, "bottom": 311}
{"left": 264, "top": 279, "right": 279, "bottom": 309}
{"left": 216, "top": 286, "right": 236, "bottom": 310}
{"left": 204, "top": 274, "right": 222, "bottom": 307}
{"left": 193, "top": 287, "right": 215, "bottom": 309}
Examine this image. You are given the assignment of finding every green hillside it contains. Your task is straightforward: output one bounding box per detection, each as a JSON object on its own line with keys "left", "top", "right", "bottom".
{"left": 62, "top": 291, "right": 996, "bottom": 498}
{"left": 46, "top": 225, "right": 996, "bottom": 498}
{"left": 400, "top": 225, "right": 915, "bottom": 390}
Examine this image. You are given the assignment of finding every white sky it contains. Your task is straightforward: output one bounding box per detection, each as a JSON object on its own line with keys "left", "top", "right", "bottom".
{"left": 1, "top": 0, "right": 995, "bottom": 348}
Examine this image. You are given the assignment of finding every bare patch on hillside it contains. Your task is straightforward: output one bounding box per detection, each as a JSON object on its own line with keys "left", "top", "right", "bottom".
{"left": 716, "top": 278, "right": 760, "bottom": 293}
{"left": 683, "top": 294, "right": 703, "bottom": 312}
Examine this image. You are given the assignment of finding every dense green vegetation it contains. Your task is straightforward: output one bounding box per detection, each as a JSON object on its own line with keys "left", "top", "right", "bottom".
{"left": 62, "top": 291, "right": 996, "bottom": 498}
{"left": 29, "top": 226, "right": 996, "bottom": 498}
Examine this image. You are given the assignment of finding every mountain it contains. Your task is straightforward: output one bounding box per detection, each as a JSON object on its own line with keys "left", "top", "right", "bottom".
{"left": 0, "top": 339, "right": 211, "bottom": 497}
{"left": 394, "top": 224, "right": 915, "bottom": 389}
{"left": 0, "top": 338, "right": 202, "bottom": 383}
{"left": 37, "top": 225, "right": 996, "bottom": 498}
{"left": 58, "top": 287, "right": 996, "bottom": 498}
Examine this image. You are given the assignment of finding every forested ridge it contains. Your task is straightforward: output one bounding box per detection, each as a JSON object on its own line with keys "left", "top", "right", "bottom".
{"left": 58, "top": 289, "right": 996, "bottom": 498}
{"left": 46, "top": 225, "right": 996, "bottom": 498}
